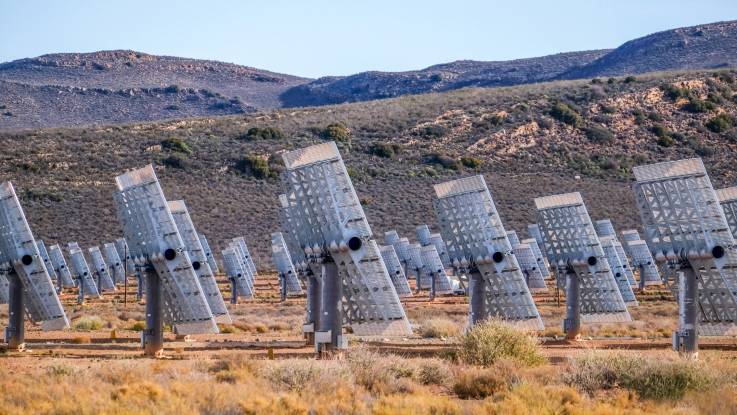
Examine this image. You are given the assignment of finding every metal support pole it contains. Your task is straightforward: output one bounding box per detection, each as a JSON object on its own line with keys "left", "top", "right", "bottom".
{"left": 469, "top": 271, "right": 485, "bottom": 325}
{"left": 674, "top": 265, "right": 698, "bottom": 357}
{"left": 638, "top": 264, "right": 646, "bottom": 292}
{"left": 5, "top": 269, "right": 25, "bottom": 350}
{"left": 136, "top": 272, "right": 143, "bottom": 301}
{"left": 279, "top": 273, "right": 287, "bottom": 302}
{"left": 124, "top": 245, "right": 128, "bottom": 308}
{"left": 318, "top": 259, "right": 342, "bottom": 352}
{"left": 305, "top": 274, "right": 321, "bottom": 345}
{"left": 564, "top": 266, "right": 581, "bottom": 340}
{"left": 77, "top": 275, "right": 85, "bottom": 304}
{"left": 429, "top": 271, "right": 436, "bottom": 301}
{"left": 230, "top": 277, "right": 238, "bottom": 304}
{"left": 143, "top": 267, "right": 163, "bottom": 357}
{"left": 57, "top": 272, "right": 62, "bottom": 294}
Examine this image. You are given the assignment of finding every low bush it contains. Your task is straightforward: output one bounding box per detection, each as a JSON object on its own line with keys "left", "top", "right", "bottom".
{"left": 549, "top": 102, "right": 582, "bottom": 127}
{"left": 460, "top": 156, "right": 482, "bottom": 169}
{"left": 583, "top": 125, "right": 614, "bottom": 144}
{"left": 453, "top": 368, "right": 509, "bottom": 399}
{"left": 419, "top": 318, "right": 461, "bottom": 338}
{"left": 682, "top": 97, "right": 716, "bottom": 113}
{"left": 425, "top": 152, "right": 460, "bottom": 170}
{"left": 321, "top": 122, "right": 351, "bottom": 145}
{"left": 565, "top": 352, "right": 718, "bottom": 400}
{"left": 661, "top": 84, "right": 690, "bottom": 100}
{"left": 161, "top": 153, "right": 188, "bottom": 169}
{"left": 242, "top": 127, "right": 284, "bottom": 141}
{"left": 417, "top": 124, "right": 449, "bottom": 138}
{"left": 73, "top": 316, "right": 104, "bottom": 331}
{"left": 457, "top": 320, "right": 546, "bottom": 367}
{"left": 235, "top": 155, "right": 275, "bottom": 179}
{"left": 370, "top": 142, "right": 402, "bottom": 158}
{"left": 160, "top": 138, "right": 192, "bottom": 154}
{"left": 706, "top": 113, "right": 733, "bottom": 133}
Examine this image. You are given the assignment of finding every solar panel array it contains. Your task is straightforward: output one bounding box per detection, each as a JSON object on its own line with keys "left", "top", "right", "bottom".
{"left": 169, "top": 200, "right": 230, "bottom": 323}
{"left": 103, "top": 242, "right": 126, "bottom": 284}
{"left": 89, "top": 246, "right": 116, "bottom": 291}
{"left": 282, "top": 141, "right": 411, "bottom": 337}
{"left": 35, "top": 240, "right": 59, "bottom": 291}
{"left": 197, "top": 233, "right": 219, "bottom": 274}
{"left": 114, "top": 164, "right": 218, "bottom": 335}
{"left": 633, "top": 158, "right": 737, "bottom": 336}
{"left": 600, "top": 236, "right": 638, "bottom": 305}
{"left": 534, "top": 192, "right": 631, "bottom": 323}
{"left": 419, "top": 244, "right": 454, "bottom": 295}
{"left": 68, "top": 243, "right": 100, "bottom": 298}
{"left": 521, "top": 238, "right": 551, "bottom": 278}
{"left": 433, "top": 175, "right": 543, "bottom": 330}
{"left": 230, "top": 238, "right": 256, "bottom": 299}
{"left": 221, "top": 246, "right": 253, "bottom": 299}
{"left": 48, "top": 244, "right": 75, "bottom": 288}
{"left": 378, "top": 244, "right": 412, "bottom": 297}
{"left": 271, "top": 232, "right": 304, "bottom": 296}
{"left": 0, "top": 182, "right": 69, "bottom": 330}
{"left": 512, "top": 243, "right": 547, "bottom": 292}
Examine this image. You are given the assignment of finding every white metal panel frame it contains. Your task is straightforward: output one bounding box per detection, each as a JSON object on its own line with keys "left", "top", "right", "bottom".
{"left": 48, "top": 244, "right": 75, "bottom": 288}
{"left": 0, "top": 182, "right": 69, "bottom": 329}
{"left": 89, "top": 246, "right": 116, "bottom": 291}
{"left": 271, "top": 232, "right": 304, "bottom": 296}
{"left": 282, "top": 142, "right": 411, "bottom": 336}
{"left": 114, "top": 165, "right": 218, "bottom": 335}
{"left": 534, "top": 192, "right": 631, "bottom": 322}
{"left": 68, "top": 243, "right": 100, "bottom": 297}
{"left": 378, "top": 244, "right": 412, "bottom": 297}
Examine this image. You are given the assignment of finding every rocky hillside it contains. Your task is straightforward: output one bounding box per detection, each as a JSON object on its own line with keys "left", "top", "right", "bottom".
{"left": 281, "top": 20, "right": 737, "bottom": 107}
{"left": 3, "top": 69, "right": 737, "bottom": 268}
{"left": 0, "top": 50, "right": 309, "bottom": 129}
{"left": 3, "top": 21, "right": 737, "bottom": 130}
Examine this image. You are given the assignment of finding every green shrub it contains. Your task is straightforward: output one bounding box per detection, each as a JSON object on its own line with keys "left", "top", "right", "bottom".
{"left": 624, "top": 76, "right": 637, "bottom": 83}
{"left": 566, "top": 352, "right": 717, "bottom": 401}
{"left": 425, "top": 152, "right": 460, "bottom": 170}
{"left": 453, "top": 368, "right": 509, "bottom": 399}
{"left": 242, "top": 127, "right": 284, "bottom": 141}
{"left": 130, "top": 321, "right": 145, "bottom": 331}
{"left": 73, "top": 316, "right": 104, "bottom": 331}
{"left": 235, "top": 155, "right": 275, "bottom": 179}
{"left": 457, "top": 320, "right": 546, "bottom": 367}
{"left": 370, "top": 142, "right": 402, "bottom": 158}
{"left": 657, "top": 135, "right": 676, "bottom": 147}
{"left": 418, "top": 124, "right": 449, "bottom": 138}
{"left": 647, "top": 111, "right": 663, "bottom": 122}
{"left": 583, "top": 125, "right": 614, "bottom": 144}
{"left": 417, "top": 360, "right": 451, "bottom": 386}
{"left": 682, "top": 97, "right": 716, "bottom": 113}
{"left": 321, "top": 122, "right": 351, "bottom": 144}
{"left": 164, "top": 84, "right": 180, "bottom": 93}
{"left": 160, "top": 138, "right": 192, "bottom": 154}
{"left": 706, "top": 113, "right": 733, "bottom": 133}
{"left": 460, "top": 156, "right": 482, "bottom": 169}
{"left": 419, "top": 318, "right": 461, "bottom": 338}
{"left": 549, "top": 103, "right": 582, "bottom": 127}
{"left": 661, "top": 84, "right": 690, "bottom": 100}
{"left": 161, "top": 153, "right": 188, "bottom": 169}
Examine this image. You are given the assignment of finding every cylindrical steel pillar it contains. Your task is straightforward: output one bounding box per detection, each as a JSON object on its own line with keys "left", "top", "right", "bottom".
{"left": 5, "top": 270, "right": 25, "bottom": 350}
{"left": 675, "top": 266, "right": 698, "bottom": 357}
{"left": 564, "top": 267, "right": 581, "bottom": 340}
{"left": 469, "top": 271, "right": 485, "bottom": 325}
{"left": 319, "top": 260, "right": 342, "bottom": 351}
{"left": 143, "top": 268, "right": 163, "bottom": 357}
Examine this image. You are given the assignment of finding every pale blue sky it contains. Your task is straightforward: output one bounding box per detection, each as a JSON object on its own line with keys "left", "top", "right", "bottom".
{"left": 2, "top": 0, "right": 736, "bottom": 78}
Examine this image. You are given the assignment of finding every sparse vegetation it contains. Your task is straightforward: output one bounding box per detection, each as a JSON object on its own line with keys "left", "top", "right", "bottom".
{"left": 73, "top": 316, "right": 104, "bottom": 331}
{"left": 370, "top": 142, "right": 402, "bottom": 158}
{"left": 242, "top": 127, "right": 284, "bottom": 141}
{"left": 235, "top": 155, "right": 276, "bottom": 179}
{"left": 549, "top": 102, "right": 582, "bottom": 127}
{"left": 706, "top": 113, "right": 733, "bottom": 133}
{"left": 457, "top": 320, "right": 546, "bottom": 367}
{"left": 321, "top": 122, "right": 351, "bottom": 145}
{"left": 419, "top": 318, "right": 461, "bottom": 338}
{"left": 583, "top": 125, "right": 614, "bottom": 144}
{"left": 160, "top": 138, "right": 192, "bottom": 154}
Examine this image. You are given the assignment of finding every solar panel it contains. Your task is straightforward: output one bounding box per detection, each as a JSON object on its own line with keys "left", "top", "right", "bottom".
{"left": 114, "top": 164, "right": 218, "bottom": 338}
{"left": 406, "top": 243, "right": 428, "bottom": 289}
{"left": 35, "top": 240, "right": 59, "bottom": 291}
{"left": 282, "top": 141, "right": 411, "bottom": 348}
{"left": 68, "top": 243, "right": 100, "bottom": 298}
{"left": 0, "top": 181, "right": 69, "bottom": 342}
{"left": 197, "top": 233, "right": 219, "bottom": 274}
{"left": 506, "top": 230, "right": 520, "bottom": 246}
{"left": 271, "top": 232, "right": 304, "bottom": 297}
{"left": 378, "top": 245, "right": 412, "bottom": 297}
{"left": 513, "top": 243, "right": 547, "bottom": 292}
{"left": 221, "top": 246, "right": 254, "bottom": 300}
{"left": 633, "top": 158, "right": 737, "bottom": 348}
{"left": 527, "top": 223, "right": 552, "bottom": 262}
{"left": 230, "top": 239, "right": 256, "bottom": 296}
{"left": 103, "top": 242, "right": 126, "bottom": 284}
{"left": 534, "top": 192, "right": 631, "bottom": 336}
{"left": 168, "top": 200, "right": 230, "bottom": 323}
{"left": 600, "top": 236, "right": 638, "bottom": 305}
{"left": 621, "top": 229, "right": 641, "bottom": 244}
{"left": 594, "top": 219, "right": 616, "bottom": 238}
{"left": 521, "top": 238, "right": 551, "bottom": 278}
{"left": 232, "top": 237, "right": 257, "bottom": 276}
{"left": 433, "top": 175, "right": 543, "bottom": 330}
{"left": 88, "top": 246, "right": 116, "bottom": 291}
{"left": 48, "top": 244, "right": 75, "bottom": 288}
{"left": 626, "top": 240, "right": 661, "bottom": 286}
{"left": 419, "top": 244, "right": 454, "bottom": 295}
{"left": 279, "top": 194, "right": 309, "bottom": 274}
{"left": 595, "top": 219, "right": 636, "bottom": 285}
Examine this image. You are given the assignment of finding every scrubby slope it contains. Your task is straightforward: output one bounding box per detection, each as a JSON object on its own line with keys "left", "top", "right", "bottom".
{"left": 3, "top": 69, "right": 737, "bottom": 266}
